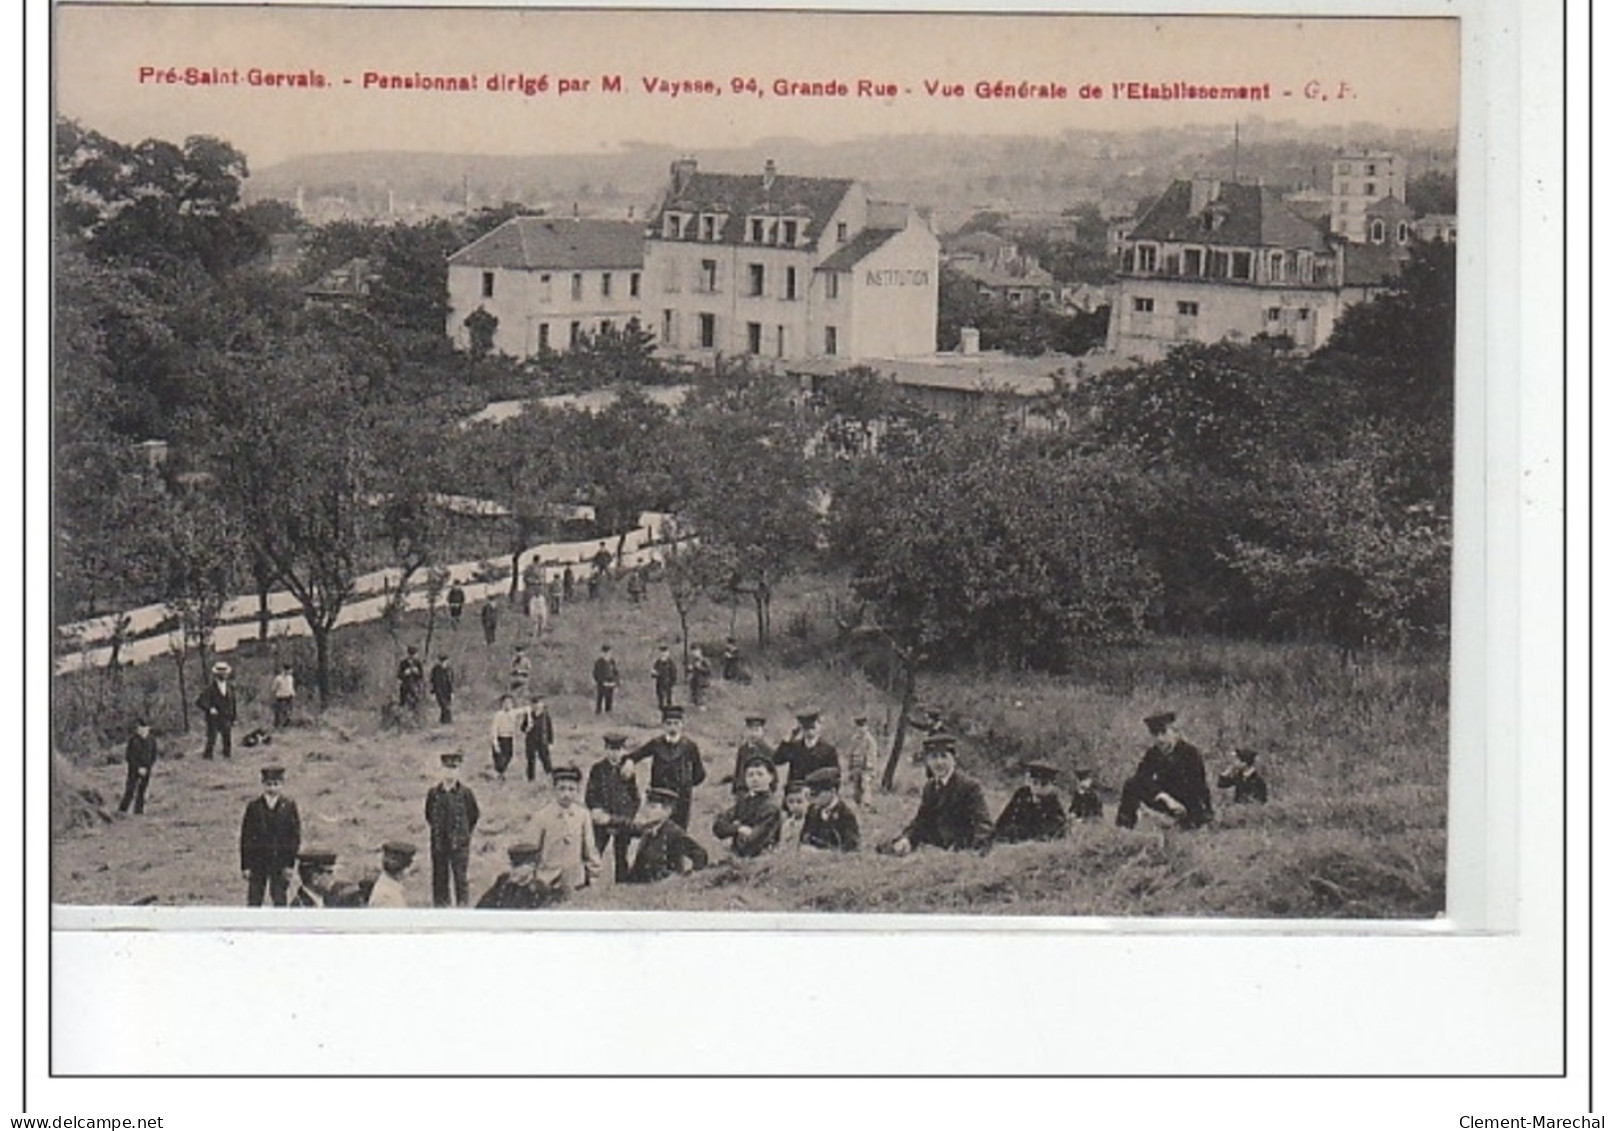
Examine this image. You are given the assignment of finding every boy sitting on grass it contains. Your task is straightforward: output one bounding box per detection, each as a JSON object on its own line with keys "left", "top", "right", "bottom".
{"left": 992, "top": 760, "right": 1069, "bottom": 844}
{"left": 800, "top": 767, "right": 860, "bottom": 852}
{"left": 1217, "top": 748, "right": 1269, "bottom": 804}
{"left": 624, "top": 788, "right": 709, "bottom": 883}
{"left": 1069, "top": 768, "right": 1104, "bottom": 822}
{"left": 712, "top": 755, "right": 782, "bottom": 858}
{"left": 776, "top": 782, "right": 810, "bottom": 854}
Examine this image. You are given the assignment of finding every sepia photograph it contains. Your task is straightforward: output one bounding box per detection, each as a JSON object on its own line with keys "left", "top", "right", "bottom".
{"left": 50, "top": 5, "right": 1463, "bottom": 924}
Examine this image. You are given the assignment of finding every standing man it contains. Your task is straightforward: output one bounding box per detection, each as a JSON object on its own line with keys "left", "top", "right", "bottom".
{"left": 773, "top": 709, "right": 840, "bottom": 789}
{"left": 591, "top": 541, "right": 613, "bottom": 587}
{"left": 844, "top": 714, "right": 879, "bottom": 809}
{"left": 430, "top": 653, "right": 454, "bottom": 725}
{"left": 624, "top": 705, "right": 707, "bottom": 832}
{"left": 586, "top": 733, "right": 641, "bottom": 882}
{"left": 729, "top": 715, "right": 773, "bottom": 796}
{"left": 1115, "top": 711, "right": 1214, "bottom": 830}
{"left": 425, "top": 751, "right": 480, "bottom": 907}
{"left": 397, "top": 645, "right": 425, "bottom": 712}
{"left": 480, "top": 598, "right": 500, "bottom": 646}
{"left": 446, "top": 583, "right": 466, "bottom": 627}
{"left": 687, "top": 646, "right": 712, "bottom": 708}
{"left": 721, "top": 637, "right": 741, "bottom": 681}
{"left": 239, "top": 765, "right": 301, "bottom": 906}
{"left": 117, "top": 718, "right": 158, "bottom": 816}
{"left": 524, "top": 693, "right": 555, "bottom": 782}
{"left": 198, "top": 660, "right": 237, "bottom": 760}
{"left": 884, "top": 735, "right": 993, "bottom": 855}
{"left": 652, "top": 644, "right": 678, "bottom": 713}
{"left": 270, "top": 663, "right": 296, "bottom": 729}
{"left": 593, "top": 644, "right": 620, "bottom": 714}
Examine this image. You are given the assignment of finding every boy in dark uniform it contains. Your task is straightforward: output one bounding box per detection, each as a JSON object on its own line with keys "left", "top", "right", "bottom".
{"left": 446, "top": 583, "right": 466, "bottom": 625}
{"left": 712, "top": 755, "right": 781, "bottom": 858}
{"left": 397, "top": 645, "right": 425, "bottom": 710}
{"left": 773, "top": 709, "right": 839, "bottom": 788}
{"left": 1217, "top": 748, "right": 1269, "bottom": 804}
{"left": 239, "top": 765, "right": 301, "bottom": 906}
{"left": 993, "top": 760, "right": 1069, "bottom": 843}
{"left": 118, "top": 718, "right": 158, "bottom": 815}
{"left": 524, "top": 693, "right": 556, "bottom": 782}
{"left": 1116, "top": 711, "right": 1214, "bottom": 830}
{"left": 625, "top": 788, "right": 709, "bottom": 883}
{"left": 430, "top": 654, "right": 454, "bottom": 724}
{"left": 593, "top": 644, "right": 620, "bottom": 714}
{"left": 425, "top": 751, "right": 480, "bottom": 906}
{"left": 624, "top": 705, "right": 706, "bottom": 831}
{"left": 721, "top": 637, "right": 741, "bottom": 681}
{"left": 476, "top": 843, "right": 564, "bottom": 909}
{"left": 291, "top": 850, "right": 365, "bottom": 908}
{"left": 587, "top": 733, "right": 641, "bottom": 881}
{"left": 729, "top": 715, "right": 773, "bottom": 796}
{"left": 652, "top": 645, "right": 678, "bottom": 713}
{"left": 885, "top": 735, "right": 993, "bottom": 855}
{"left": 800, "top": 767, "right": 860, "bottom": 852}
{"left": 1069, "top": 768, "right": 1104, "bottom": 822}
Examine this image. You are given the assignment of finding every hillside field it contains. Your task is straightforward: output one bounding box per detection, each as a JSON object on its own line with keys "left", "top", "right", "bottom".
{"left": 51, "top": 571, "right": 1447, "bottom": 918}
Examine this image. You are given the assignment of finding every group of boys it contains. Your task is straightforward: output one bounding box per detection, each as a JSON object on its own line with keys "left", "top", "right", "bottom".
{"left": 223, "top": 696, "right": 1265, "bottom": 910}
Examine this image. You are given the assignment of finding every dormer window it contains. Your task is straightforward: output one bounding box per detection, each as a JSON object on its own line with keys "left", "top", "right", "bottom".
{"left": 781, "top": 220, "right": 798, "bottom": 246}
{"left": 701, "top": 214, "right": 718, "bottom": 241}
{"left": 1135, "top": 244, "right": 1157, "bottom": 273}
{"left": 663, "top": 212, "right": 685, "bottom": 239}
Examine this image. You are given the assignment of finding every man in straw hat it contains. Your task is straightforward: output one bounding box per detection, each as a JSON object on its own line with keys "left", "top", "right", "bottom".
{"left": 198, "top": 659, "right": 238, "bottom": 759}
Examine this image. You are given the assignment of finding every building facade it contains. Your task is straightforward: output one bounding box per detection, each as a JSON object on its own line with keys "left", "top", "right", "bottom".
{"left": 643, "top": 159, "right": 938, "bottom": 362}
{"left": 1329, "top": 150, "right": 1406, "bottom": 243}
{"left": 1106, "top": 177, "right": 1401, "bottom": 358}
{"left": 446, "top": 218, "right": 645, "bottom": 357}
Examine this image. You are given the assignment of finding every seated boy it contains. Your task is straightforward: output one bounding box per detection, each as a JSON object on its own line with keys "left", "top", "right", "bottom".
{"left": 624, "top": 788, "right": 709, "bottom": 883}
{"left": 477, "top": 842, "right": 565, "bottom": 908}
{"left": 712, "top": 755, "right": 782, "bottom": 858}
{"left": 1217, "top": 748, "right": 1269, "bottom": 804}
{"left": 800, "top": 767, "right": 860, "bottom": 852}
{"left": 776, "top": 782, "right": 810, "bottom": 853}
{"left": 1069, "top": 767, "right": 1104, "bottom": 822}
{"left": 992, "top": 760, "right": 1069, "bottom": 844}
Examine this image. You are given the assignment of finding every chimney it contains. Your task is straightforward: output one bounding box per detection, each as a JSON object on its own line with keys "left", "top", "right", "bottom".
{"left": 960, "top": 327, "right": 980, "bottom": 355}
{"left": 1190, "top": 176, "right": 1222, "bottom": 215}
{"left": 671, "top": 157, "right": 697, "bottom": 194}
{"left": 762, "top": 159, "right": 777, "bottom": 192}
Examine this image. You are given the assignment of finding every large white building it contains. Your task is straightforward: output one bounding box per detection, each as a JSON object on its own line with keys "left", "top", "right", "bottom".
{"left": 1106, "top": 176, "right": 1403, "bottom": 358}
{"left": 1329, "top": 149, "right": 1407, "bottom": 244}
{"left": 643, "top": 159, "right": 939, "bottom": 362}
{"left": 446, "top": 218, "right": 645, "bottom": 357}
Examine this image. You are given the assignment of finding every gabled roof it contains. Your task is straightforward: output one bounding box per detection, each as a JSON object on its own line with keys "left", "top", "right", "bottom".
{"left": 1364, "top": 196, "right": 1415, "bottom": 220}
{"left": 448, "top": 218, "right": 644, "bottom": 271}
{"left": 655, "top": 169, "right": 855, "bottom": 248}
{"left": 951, "top": 257, "right": 1055, "bottom": 290}
{"left": 1129, "top": 181, "right": 1331, "bottom": 251}
{"left": 1340, "top": 241, "right": 1408, "bottom": 286}
{"left": 817, "top": 227, "right": 901, "bottom": 272}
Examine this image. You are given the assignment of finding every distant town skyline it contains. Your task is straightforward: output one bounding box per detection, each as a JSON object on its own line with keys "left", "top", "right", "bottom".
{"left": 57, "top": 7, "right": 1460, "bottom": 169}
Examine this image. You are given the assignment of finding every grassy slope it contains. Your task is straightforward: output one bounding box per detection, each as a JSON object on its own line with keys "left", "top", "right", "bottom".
{"left": 52, "top": 572, "right": 1446, "bottom": 918}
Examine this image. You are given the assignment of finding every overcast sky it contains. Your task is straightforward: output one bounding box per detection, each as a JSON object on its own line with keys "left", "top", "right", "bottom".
{"left": 56, "top": 6, "right": 1460, "bottom": 168}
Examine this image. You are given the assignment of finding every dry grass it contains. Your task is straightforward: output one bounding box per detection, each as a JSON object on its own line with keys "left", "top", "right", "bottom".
{"left": 51, "top": 574, "right": 1447, "bottom": 917}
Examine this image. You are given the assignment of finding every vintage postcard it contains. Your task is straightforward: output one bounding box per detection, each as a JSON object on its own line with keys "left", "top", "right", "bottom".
{"left": 50, "top": 4, "right": 1464, "bottom": 930}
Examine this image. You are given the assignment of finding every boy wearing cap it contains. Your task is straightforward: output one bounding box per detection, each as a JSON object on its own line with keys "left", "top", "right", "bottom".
{"left": 993, "top": 761, "right": 1069, "bottom": 844}
{"left": 198, "top": 661, "right": 237, "bottom": 759}
{"left": 489, "top": 694, "right": 524, "bottom": 781}
{"left": 239, "top": 766, "right": 301, "bottom": 906}
{"left": 524, "top": 693, "right": 556, "bottom": 782}
{"left": 1069, "top": 769, "right": 1104, "bottom": 822}
{"left": 625, "top": 706, "right": 707, "bottom": 831}
{"left": 777, "top": 782, "right": 810, "bottom": 852}
{"left": 430, "top": 654, "right": 454, "bottom": 724}
{"left": 845, "top": 715, "right": 879, "bottom": 809}
{"left": 477, "top": 843, "right": 563, "bottom": 909}
{"left": 397, "top": 645, "right": 425, "bottom": 711}
{"left": 712, "top": 755, "right": 781, "bottom": 858}
{"left": 528, "top": 765, "right": 603, "bottom": 892}
{"left": 652, "top": 645, "right": 678, "bottom": 713}
{"left": 729, "top": 715, "right": 773, "bottom": 796}
{"left": 117, "top": 718, "right": 158, "bottom": 816}
{"left": 887, "top": 735, "right": 993, "bottom": 855}
{"left": 368, "top": 842, "right": 416, "bottom": 908}
{"left": 624, "top": 788, "right": 709, "bottom": 883}
{"left": 1116, "top": 712, "right": 1214, "bottom": 830}
{"left": 773, "top": 710, "right": 840, "bottom": 789}
{"left": 800, "top": 768, "right": 860, "bottom": 852}
{"left": 1217, "top": 749, "right": 1269, "bottom": 804}
{"left": 425, "top": 752, "right": 481, "bottom": 906}
{"left": 587, "top": 733, "right": 641, "bottom": 882}
{"left": 593, "top": 645, "right": 620, "bottom": 714}
{"left": 292, "top": 851, "right": 364, "bottom": 908}
{"left": 271, "top": 663, "right": 296, "bottom": 729}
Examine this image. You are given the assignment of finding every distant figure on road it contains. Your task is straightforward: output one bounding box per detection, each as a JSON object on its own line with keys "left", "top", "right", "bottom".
{"left": 240, "top": 765, "right": 301, "bottom": 907}
{"left": 593, "top": 644, "right": 620, "bottom": 714}
{"left": 626, "top": 569, "right": 646, "bottom": 604}
{"left": 591, "top": 541, "right": 613, "bottom": 579}
{"left": 446, "top": 583, "right": 466, "bottom": 626}
{"left": 562, "top": 566, "right": 575, "bottom": 603}
{"left": 198, "top": 660, "right": 238, "bottom": 760}
{"left": 883, "top": 734, "right": 993, "bottom": 855}
{"left": 547, "top": 576, "right": 563, "bottom": 616}
{"left": 1217, "top": 748, "right": 1269, "bottom": 805}
{"left": 652, "top": 644, "right": 678, "bottom": 712}
{"left": 425, "top": 752, "right": 479, "bottom": 907}
{"left": 481, "top": 598, "right": 499, "bottom": 646}
{"left": 1115, "top": 712, "right": 1213, "bottom": 831}
{"left": 118, "top": 718, "right": 157, "bottom": 816}
{"left": 623, "top": 788, "right": 708, "bottom": 884}
{"left": 430, "top": 654, "right": 454, "bottom": 724}
{"left": 397, "top": 645, "right": 425, "bottom": 711}
{"left": 271, "top": 663, "right": 296, "bottom": 729}
{"left": 993, "top": 760, "right": 1069, "bottom": 844}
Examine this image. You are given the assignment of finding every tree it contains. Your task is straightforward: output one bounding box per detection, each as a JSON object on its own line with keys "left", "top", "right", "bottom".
{"left": 463, "top": 306, "right": 499, "bottom": 358}
{"left": 661, "top": 539, "right": 736, "bottom": 667}
{"left": 152, "top": 489, "right": 245, "bottom": 695}
{"left": 1405, "top": 170, "right": 1458, "bottom": 217}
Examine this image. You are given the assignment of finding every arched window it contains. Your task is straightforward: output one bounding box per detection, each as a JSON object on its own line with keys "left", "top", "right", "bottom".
{"left": 1396, "top": 222, "right": 1411, "bottom": 245}
{"left": 1369, "top": 219, "right": 1386, "bottom": 244}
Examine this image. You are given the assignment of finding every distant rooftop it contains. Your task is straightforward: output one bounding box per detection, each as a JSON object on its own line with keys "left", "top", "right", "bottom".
{"left": 448, "top": 217, "right": 644, "bottom": 271}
